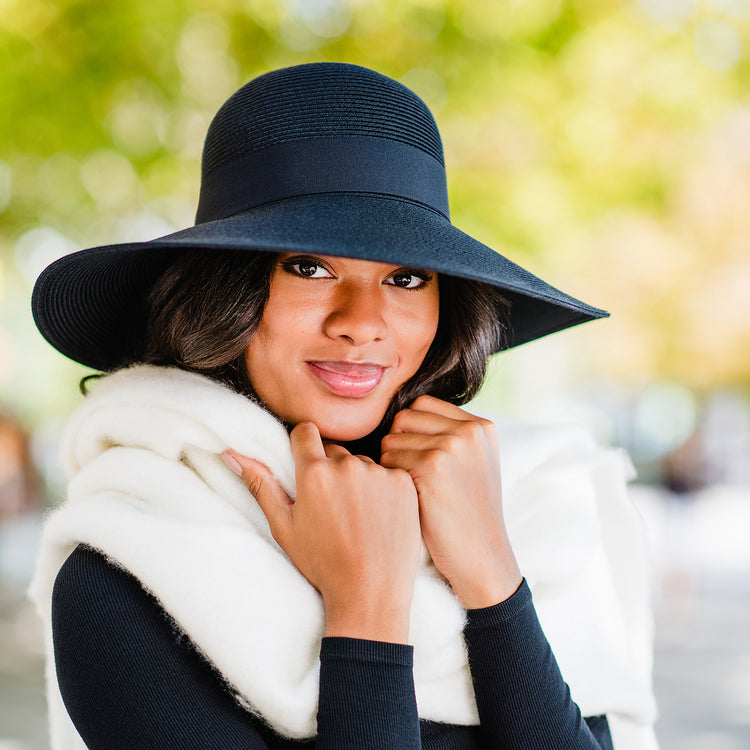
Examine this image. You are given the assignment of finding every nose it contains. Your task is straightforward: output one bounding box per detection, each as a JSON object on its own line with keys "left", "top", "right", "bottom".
{"left": 323, "top": 282, "right": 388, "bottom": 345}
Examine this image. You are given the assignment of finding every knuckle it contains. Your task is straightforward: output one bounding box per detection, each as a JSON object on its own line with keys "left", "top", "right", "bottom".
{"left": 459, "top": 419, "right": 485, "bottom": 443}
{"left": 441, "top": 434, "right": 463, "bottom": 454}
{"left": 379, "top": 449, "right": 394, "bottom": 467}
{"left": 340, "top": 454, "right": 360, "bottom": 472}
{"left": 247, "top": 476, "right": 263, "bottom": 497}
{"left": 396, "top": 467, "right": 414, "bottom": 486}
{"left": 479, "top": 417, "right": 496, "bottom": 436}
{"left": 391, "top": 410, "right": 410, "bottom": 431}
{"left": 460, "top": 419, "right": 482, "bottom": 435}
{"left": 374, "top": 464, "right": 391, "bottom": 483}
{"left": 380, "top": 432, "right": 397, "bottom": 449}
{"left": 425, "top": 447, "right": 449, "bottom": 471}
{"left": 389, "top": 466, "right": 414, "bottom": 491}
{"left": 337, "top": 454, "right": 369, "bottom": 481}
{"left": 305, "top": 457, "right": 329, "bottom": 482}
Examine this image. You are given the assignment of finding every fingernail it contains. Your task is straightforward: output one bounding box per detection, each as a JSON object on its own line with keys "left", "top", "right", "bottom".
{"left": 221, "top": 451, "right": 243, "bottom": 476}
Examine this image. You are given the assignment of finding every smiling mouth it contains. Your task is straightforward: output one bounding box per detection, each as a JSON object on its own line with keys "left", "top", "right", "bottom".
{"left": 306, "top": 361, "right": 386, "bottom": 397}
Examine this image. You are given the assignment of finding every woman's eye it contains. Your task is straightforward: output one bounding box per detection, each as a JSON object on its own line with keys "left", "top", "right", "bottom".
{"left": 386, "top": 271, "right": 429, "bottom": 289}
{"left": 286, "top": 259, "right": 332, "bottom": 278}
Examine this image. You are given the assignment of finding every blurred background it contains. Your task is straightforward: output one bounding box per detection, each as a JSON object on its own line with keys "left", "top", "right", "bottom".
{"left": 1, "top": 0, "right": 749, "bottom": 747}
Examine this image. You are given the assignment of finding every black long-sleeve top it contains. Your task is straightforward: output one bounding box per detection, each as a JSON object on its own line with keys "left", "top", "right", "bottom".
{"left": 51, "top": 545, "right": 613, "bottom": 749}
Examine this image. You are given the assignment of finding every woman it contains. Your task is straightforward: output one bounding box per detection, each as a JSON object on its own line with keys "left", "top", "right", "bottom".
{"left": 30, "top": 63, "right": 657, "bottom": 749}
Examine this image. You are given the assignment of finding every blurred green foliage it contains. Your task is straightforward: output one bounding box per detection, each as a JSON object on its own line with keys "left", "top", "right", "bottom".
{"left": 2, "top": 0, "right": 750, "bottom": 422}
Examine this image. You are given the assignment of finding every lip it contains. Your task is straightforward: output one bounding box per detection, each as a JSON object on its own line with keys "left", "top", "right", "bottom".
{"left": 306, "top": 361, "right": 386, "bottom": 398}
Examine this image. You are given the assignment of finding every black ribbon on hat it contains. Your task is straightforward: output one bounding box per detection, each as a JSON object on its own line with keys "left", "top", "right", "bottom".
{"left": 195, "top": 136, "right": 451, "bottom": 224}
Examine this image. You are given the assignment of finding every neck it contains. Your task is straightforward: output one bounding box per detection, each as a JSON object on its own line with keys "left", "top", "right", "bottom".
{"left": 340, "top": 424, "right": 386, "bottom": 462}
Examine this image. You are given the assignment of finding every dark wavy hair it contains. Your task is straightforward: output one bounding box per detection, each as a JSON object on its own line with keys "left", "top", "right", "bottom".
{"left": 87, "top": 249, "right": 510, "bottom": 451}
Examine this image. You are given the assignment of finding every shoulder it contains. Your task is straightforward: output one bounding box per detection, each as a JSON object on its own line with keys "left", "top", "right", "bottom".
{"left": 54, "top": 544, "right": 148, "bottom": 607}
{"left": 52, "top": 545, "right": 175, "bottom": 652}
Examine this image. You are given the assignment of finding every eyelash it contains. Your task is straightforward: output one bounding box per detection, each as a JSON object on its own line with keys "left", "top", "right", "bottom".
{"left": 281, "top": 257, "right": 433, "bottom": 290}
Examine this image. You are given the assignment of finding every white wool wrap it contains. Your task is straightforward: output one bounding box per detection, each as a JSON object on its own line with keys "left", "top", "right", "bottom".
{"left": 29, "top": 365, "right": 658, "bottom": 749}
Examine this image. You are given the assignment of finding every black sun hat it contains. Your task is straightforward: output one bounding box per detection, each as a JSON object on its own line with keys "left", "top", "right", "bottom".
{"left": 32, "top": 62, "right": 608, "bottom": 372}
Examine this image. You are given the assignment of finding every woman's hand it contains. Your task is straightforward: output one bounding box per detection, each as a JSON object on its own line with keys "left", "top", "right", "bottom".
{"left": 223, "top": 422, "right": 421, "bottom": 643}
{"left": 380, "top": 395, "right": 522, "bottom": 609}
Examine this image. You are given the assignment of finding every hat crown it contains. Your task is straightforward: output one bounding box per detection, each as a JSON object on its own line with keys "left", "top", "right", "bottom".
{"left": 195, "top": 63, "right": 451, "bottom": 224}
{"left": 201, "top": 62, "right": 445, "bottom": 179}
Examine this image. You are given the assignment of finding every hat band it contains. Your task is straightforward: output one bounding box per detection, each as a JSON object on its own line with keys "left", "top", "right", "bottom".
{"left": 195, "top": 136, "right": 450, "bottom": 224}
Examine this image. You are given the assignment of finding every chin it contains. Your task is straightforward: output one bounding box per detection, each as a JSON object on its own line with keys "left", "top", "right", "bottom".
{"left": 316, "top": 421, "right": 381, "bottom": 443}
{"left": 311, "top": 405, "right": 388, "bottom": 443}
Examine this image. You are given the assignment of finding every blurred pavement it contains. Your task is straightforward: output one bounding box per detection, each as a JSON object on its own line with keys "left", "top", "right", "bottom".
{"left": 636, "top": 484, "right": 750, "bottom": 750}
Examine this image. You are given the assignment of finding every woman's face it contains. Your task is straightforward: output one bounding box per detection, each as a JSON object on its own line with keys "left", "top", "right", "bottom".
{"left": 244, "top": 253, "right": 440, "bottom": 441}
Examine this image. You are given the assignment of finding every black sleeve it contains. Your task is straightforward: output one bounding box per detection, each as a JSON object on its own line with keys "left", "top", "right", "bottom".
{"left": 463, "top": 579, "right": 614, "bottom": 750}
{"left": 52, "top": 546, "right": 273, "bottom": 749}
{"left": 51, "top": 545, "right": 421, "bottom": 750}
{"left": 318, "top": 638, "right": 420, "bottom": 749}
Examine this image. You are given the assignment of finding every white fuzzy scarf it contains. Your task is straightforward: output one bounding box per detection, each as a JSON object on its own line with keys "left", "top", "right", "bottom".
{"left": 30, "top": 366, "right": 658, "bottom": 749}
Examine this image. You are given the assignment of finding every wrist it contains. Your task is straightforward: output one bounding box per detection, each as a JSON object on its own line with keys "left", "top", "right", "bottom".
{"left": 450, "top": 555, "right": 523, "bottom": 610}
{"left": 323, "top": 589, "right": 412, "bottom": 643}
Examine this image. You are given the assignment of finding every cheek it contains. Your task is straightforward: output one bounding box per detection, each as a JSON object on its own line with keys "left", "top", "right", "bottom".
{"left": 259, "top": 288, "right": 323, "bottom": 342}
{"left": 243, "top": 298, "right": 318, "bottom": 395}
{"left": 399, "top": 303, "right": 440, "bottom": 371}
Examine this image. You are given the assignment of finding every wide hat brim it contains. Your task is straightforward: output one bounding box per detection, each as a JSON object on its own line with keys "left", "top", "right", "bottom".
{"left": 32, "top": 193, "right": 608, "bottom": 372}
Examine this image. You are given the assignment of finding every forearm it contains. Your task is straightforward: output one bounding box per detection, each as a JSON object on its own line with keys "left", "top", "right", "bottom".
{"left": 317, "top": 637, "right": 420, "bottom": 750}
{"left": 464, "top": 579, "right": 612, "bottom": 750}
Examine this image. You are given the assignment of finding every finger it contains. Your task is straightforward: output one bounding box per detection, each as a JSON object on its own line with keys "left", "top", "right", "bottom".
{"left": 408, "top": 394, "right": 477, "bottom": 421}
{"left": 379, "top": 447, "right": 423, "bottom": 472}
{"left": 381, "top": 431, "right": 444, "bottom": 453}
{"left": 321, "top": 442, "right": 376, "bottom": 464}
{"left": 290, "top": 421, "right": 327, "bottom": 463}
{"left": 222, "top": 451, "right": 293, "bottom": 541}
{"left": 322, "top": 441, "right": 351, "bottom": 458}
{"left": 390, "top": 405, "right": 460, "bottom": 436}
{"left": 353, "top": 454, "right": 376, "bottom": 464}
